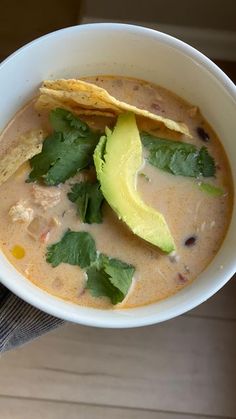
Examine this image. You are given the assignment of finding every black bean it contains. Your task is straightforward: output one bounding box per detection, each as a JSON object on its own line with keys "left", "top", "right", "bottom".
{"left": 196, "top": 127, "right": 210, "bottom": 142}
{"left": 184, "top": 236, "right": 197, "bottom": 247}
{"left": 177, "top": 273, "right": 187, "bottom": 283}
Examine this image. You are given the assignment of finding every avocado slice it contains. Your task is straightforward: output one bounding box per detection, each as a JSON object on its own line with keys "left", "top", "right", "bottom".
{"left": 94, "top": 113, "right": 175, "bottom": 253}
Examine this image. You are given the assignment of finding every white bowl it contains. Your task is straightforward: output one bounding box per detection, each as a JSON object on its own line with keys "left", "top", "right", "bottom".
{"left": 0, "top": 23, "right": 235, "bottom": 327}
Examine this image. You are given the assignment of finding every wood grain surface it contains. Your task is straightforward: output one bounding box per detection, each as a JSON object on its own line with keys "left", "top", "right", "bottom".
{"left": 0, "top": 397, "right": 219, "bottom": 419}
{"left": 1, "top": 278, "right": 236, "bottom": 419}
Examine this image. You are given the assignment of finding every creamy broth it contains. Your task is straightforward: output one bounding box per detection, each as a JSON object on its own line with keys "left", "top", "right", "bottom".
{"left": 0, "top": 76, "right": 233, "bottom": 309}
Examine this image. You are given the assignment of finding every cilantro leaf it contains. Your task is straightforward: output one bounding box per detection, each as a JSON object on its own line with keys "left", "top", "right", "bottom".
{"left": 198, "top": 147, "right": 216, "bottom": 177}
{"left": 68, "top": 181, "right": 104, "bottom": 224}
{"left": 86, "top": 254, "right": 135, "bottom": 304}
{"left": 198, "top": 182, "right": 224, "bottom": 196}
{"left": 46, "top": 229, "right": 97, "bottom": 268}
{"left": 50, "top": 108, "right": 89, "bottom": 139}
{"left": 86, "top": 266, "right": 123, "bottom": 304}
{"left": 101, "top": 255, "right": 135, "bottom": 296}
{"left": 141, "top": 132, "right": 216, "bottom": 178}
{"left": 28, "top": 109, "right": 100, "bottom": 185}
{"left": 169, "top": 149, "right": 200, "bottom": 177}
{"left": 46, "top": 228, "right": 135, "bottom": 304}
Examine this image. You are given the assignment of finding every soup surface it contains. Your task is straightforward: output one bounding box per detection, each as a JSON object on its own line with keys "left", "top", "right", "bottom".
{"left": 0, "top": 76, "right": 233, "bottom": 309}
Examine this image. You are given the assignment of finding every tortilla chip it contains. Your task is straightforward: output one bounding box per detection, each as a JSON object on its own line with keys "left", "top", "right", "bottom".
{"left": 36, "top": 93, "right": 115, "bottom": 117}
{"left": 0, "top": 130, "right": 45, "bottom": 185}
{"left": 37, "top": 79, "right": 190, "bottom": 136}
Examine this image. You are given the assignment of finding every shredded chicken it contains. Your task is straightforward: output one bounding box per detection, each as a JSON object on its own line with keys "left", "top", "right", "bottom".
{"left": 32, "top": 185, "right": 61, "bottom": 210}
{"left": 27, "top": 215, "right": 56, "bottom": 242}
{"left": 9, "top": 200, "right": 34, "bottom": 223}
{"left": 27, "top": 215, "right": 60, "bottom": 242}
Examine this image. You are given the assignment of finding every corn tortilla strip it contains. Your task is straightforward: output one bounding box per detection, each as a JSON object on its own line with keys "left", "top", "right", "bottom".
{"left": 37, "top": 79, "right": 190, "bottom": 136}
{"left": 36, "top": 94, "right": 115, "bottom": 117}
{"left": 0, "top": 130, "right": 45, "bottom": 185}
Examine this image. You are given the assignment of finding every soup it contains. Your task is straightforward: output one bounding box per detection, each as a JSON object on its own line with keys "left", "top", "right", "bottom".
{"left": 0, "top": 76, "right": 233, "bottom": 309}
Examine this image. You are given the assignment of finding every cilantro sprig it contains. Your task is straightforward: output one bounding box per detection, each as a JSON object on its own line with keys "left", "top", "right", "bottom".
{"left": 50, "top": 108, "right": 89, "bottom": 136}
{"left": 46, "top": 230, "right": 97, "bottom": 268}
{"left": 68, "top": 181, "right": 104, "bottom": 224}
{"left": 87, "top": 254, "right": 134, "bottom": 304}
{"left": 28, "top": 109, "right": 100, "bottom": 185}
{"left": 46, "top": 230, "right": 135, "bottom": 304}
{"left": 141, "top": 132, "right": 216, "bottom": 178}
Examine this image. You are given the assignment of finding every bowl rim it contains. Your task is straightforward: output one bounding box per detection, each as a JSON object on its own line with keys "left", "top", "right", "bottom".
{"left": 0, "top": 22, "right": 235, "bottom": 328}
{"left": 1, "top": 22, "right": 236, "bottom": 98}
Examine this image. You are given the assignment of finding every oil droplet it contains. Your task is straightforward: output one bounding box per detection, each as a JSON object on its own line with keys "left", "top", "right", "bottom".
{"left": 11, "top": 245, "right": 25, "bottom": 259}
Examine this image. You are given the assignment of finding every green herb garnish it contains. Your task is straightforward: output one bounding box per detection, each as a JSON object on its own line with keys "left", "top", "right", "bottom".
{"left": 86, "top": 254, "right": 134, "bottom": 304}
{"left": 198, "top": 182, "right": 224, "bottom": 196}
{"left": 46, "top": 229, "right": 97, "bottom": 268}
{"left": 50, "top": 108, "right": 89, "bottom": 138}
{"left": 28, "top": 109, "right": 100, "bottom": 185}
{"left": 141, "top": 132, "right": 216, "bottom": 178}
{"left": 46, "top": 230, "right": 135, "bottom": 304}
{"left": 68, "top": 181, "right": 104, "bottom": 223}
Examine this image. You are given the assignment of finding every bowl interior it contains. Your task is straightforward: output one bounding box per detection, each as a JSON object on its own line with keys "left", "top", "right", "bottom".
{"left": 0, "top": 23, "right": 235, "bottom": 327}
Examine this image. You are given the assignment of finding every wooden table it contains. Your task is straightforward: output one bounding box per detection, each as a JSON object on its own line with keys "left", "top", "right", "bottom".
{"left": 1, "top": 275, "right": 236, "bottom": 419}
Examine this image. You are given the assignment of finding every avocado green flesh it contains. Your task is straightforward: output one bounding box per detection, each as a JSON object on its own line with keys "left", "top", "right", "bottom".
{"left": 94, "top": 112, "right": 175, "bottom": 253}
